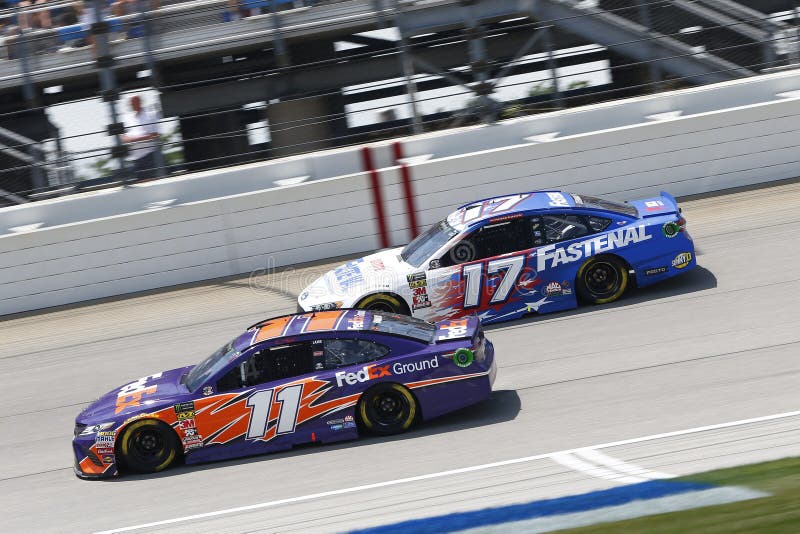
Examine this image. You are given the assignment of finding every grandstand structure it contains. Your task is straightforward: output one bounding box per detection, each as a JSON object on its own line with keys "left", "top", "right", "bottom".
{"left": 0, "top": 0, "right": 798, "bottom": 205}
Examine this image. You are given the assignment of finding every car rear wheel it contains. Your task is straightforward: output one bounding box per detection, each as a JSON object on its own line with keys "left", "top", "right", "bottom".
{"left": 117, "top": 419, "right": 180, "bottom": 474}
{"left": 358, "top": 383, "right": 418, "bottom": 436}
{"left": 576, "top": 255, "right": 629, "bottom": 304}
{"left": 356, "top": 293, "right": 409, "bottom": 315}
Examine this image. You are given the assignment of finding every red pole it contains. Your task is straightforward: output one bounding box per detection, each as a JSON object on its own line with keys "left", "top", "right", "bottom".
{"left": 361, "top": 146, "right": 390, "bottom": 249}
{"left": 392, "top": 141, "right": 420, "bottom": 239}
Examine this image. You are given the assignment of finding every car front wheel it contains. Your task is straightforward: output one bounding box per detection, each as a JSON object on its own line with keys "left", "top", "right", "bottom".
{"left": 117, "top": 419, "right": 180, "bottom": 474}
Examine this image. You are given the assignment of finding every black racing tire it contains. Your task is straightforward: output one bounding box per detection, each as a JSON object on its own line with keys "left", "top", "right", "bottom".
{"left": 117, "top": 419, "right": 181, "bottom": 474}
{"left": 576, "top": 255, "right": 629, "bottom": 305}
{"left": 358, "top": 383, "right": 418, "bottom": 436}
{"left": 356, "top": 293, "right": 410, "bottom": 315}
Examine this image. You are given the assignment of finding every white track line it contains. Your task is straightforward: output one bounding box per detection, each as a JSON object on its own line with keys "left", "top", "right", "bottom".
{"left": 551, "top": 452, "right": 648, "bottom": 484}
{"left": 574, "top": 448, "right": 675, "bottom": 480}
{"left": 94, "top": 409, "right": 800, "bottom": 534}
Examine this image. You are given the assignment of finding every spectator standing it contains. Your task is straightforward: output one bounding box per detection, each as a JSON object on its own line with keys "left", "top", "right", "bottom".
{"left": 121, "top": 94, "right": 163, "bottom": 181}
{"left": 111, "top": 0, "right": 159, "bottom": 39}
{"left": 71, "top": 0, "right": 110, "bottom": 51}
{"left": 225, "top": 0, "right": 265, "bottom": 21}
{"left": 17, "top": 0, "right": 52, "bottom": 30}
{"left": 2, "top": 17, "right": 17, "bottom": 59}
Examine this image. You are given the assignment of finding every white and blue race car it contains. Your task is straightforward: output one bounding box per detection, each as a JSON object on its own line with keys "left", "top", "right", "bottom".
{"left": 298, "top": 190, "right": 695, "bottom": 324}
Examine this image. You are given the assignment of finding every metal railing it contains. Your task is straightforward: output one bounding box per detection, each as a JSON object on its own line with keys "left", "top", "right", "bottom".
{"left": 0, "top": 0, "right": 798, "bottom": 203}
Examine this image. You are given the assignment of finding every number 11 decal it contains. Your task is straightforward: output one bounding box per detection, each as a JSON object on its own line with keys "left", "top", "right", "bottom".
{"left": 245, "top": 384, "right": 303, "bottom": 440}
{"left": 462, "top": 256, "right": 525, "bottom": 308}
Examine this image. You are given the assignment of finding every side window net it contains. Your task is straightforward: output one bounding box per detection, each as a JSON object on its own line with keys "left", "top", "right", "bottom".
{"left": 318, "top": 339, "right": 390, "bottom": 369}
{"left": 544, "top": 215, "right": 590, "bottom": 243}
{"left": 217, "top": 344, "right": 314, "bottom": 392}
{"left": 587, "top": 216, "right": 612, "bottom": 232}
{"left": 442, "top": 219, "right": 531, "bottom": 266}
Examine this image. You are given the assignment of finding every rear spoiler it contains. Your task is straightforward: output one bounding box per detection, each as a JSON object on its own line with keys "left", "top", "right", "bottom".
{"left": 635, "top": 191, "right": 681, "bottom": 219}
{"left": 434, "top": 316, "right": 481, "bottom": 343}
{"left": 661, "top": 191, "right": 680, "bottom": 212}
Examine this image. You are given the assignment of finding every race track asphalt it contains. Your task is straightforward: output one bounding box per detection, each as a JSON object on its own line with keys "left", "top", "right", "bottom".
{"left": 1, "top": 181, "right": 799, "bottom": 533}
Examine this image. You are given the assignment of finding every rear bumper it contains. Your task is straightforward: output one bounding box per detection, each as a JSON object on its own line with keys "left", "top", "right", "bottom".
{"left": 487, "top": 352, "right": 498, "bottom": 389}
{"left": 635, "top": 238, "right": 696, "bottom": 288}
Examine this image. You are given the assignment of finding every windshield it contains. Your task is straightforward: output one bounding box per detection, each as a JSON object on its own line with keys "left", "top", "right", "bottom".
{"left": 571, "top": 193, "right": 638, "bottom": 218}
{"left": 401, "top": 220, "right": 459, "bottom": 268}
{"left": 185, "top": 340, "right": 241, "bottom": 392}
{"left": 370, "top": 312, "right": 436, "bottom": 343}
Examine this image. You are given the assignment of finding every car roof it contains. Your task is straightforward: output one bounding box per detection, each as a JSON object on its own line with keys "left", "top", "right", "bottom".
{"left": 446, "top": 190, "right": 642, "bottom": 230}
{"left": 447, "top": 191, "right": 577, "bottom": 229}
{"left": 459, "top": 191, "right": 575, "bottom": 212}
{"left": 248, "top": 310, "right": 370, "bottom": 344}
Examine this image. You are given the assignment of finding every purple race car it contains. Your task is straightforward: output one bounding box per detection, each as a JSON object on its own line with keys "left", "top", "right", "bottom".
{"left": 73, "top": 310, "right": 496, "bottom": 478}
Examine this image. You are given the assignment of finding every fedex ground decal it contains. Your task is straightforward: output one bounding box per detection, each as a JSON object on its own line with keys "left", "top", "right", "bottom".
{"left": 335, "top": 358, "right": 439, "bottom": 386}
{"left": 537, "top": 226, "right": 651, "bottom": 270}
{"left": 335, "top": 364, "right": 391, "bottom": 386}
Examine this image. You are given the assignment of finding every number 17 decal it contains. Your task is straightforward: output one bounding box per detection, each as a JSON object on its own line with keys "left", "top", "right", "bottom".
{"left": 463, "top": 256, "right": 525, "bottom": 308}
{"left": 245, "top": 384, "right": 303, "bottom": 440}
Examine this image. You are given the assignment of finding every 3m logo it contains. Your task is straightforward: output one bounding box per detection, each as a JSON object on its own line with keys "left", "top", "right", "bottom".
{"left": 335, "top": 365, "right": 391, "bottom": 387}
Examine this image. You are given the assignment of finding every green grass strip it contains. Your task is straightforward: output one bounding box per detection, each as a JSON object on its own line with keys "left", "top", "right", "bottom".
{"left": 558, "top": 457, "right": 800, "bottom": 534}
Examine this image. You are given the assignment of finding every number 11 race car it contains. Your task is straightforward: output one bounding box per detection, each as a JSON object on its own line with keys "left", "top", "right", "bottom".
{"left": 298, "top": 190, "right": 696, "bottom": 324}
{"left": 73, "top": 310, "right": 495, "bottom": 478}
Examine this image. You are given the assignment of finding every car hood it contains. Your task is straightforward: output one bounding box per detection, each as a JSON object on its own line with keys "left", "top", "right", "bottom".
{"left": 326, "top": 248, "right": 411, "bottom": 290}
{"left": 77, "top": 366, "right": 192, "bottom": 422}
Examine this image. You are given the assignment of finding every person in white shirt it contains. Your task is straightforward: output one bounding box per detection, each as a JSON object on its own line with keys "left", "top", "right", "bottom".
{"left": 121, "top": 94, "right": 162, "bottom": 180}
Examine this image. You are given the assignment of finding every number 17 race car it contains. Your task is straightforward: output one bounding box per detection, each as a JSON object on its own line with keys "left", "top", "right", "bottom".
{"left": 298, "top": 190, "right": 696, "bottom": 324}
{"left": 73, "top": 310, "right": 495, "bottom": 478}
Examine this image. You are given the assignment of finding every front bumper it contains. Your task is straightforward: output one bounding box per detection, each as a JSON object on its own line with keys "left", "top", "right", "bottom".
{"left": 73, "top": 439, "right": 118, "bottom": 479}
{"left": 297, "top": 270, "right": 369, "bottom": 313}
{"left": 74, "top": 460, "right": 117, "bottom": 480}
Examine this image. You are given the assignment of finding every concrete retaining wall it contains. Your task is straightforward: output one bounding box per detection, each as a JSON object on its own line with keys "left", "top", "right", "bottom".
{"left": 3, "top": 70, "right": 800, "bottom": 315}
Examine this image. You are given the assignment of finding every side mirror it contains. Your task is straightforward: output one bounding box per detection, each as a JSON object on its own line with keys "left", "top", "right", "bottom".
{"left": 428, "top": 259, "right": 441, "bottom": 270}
